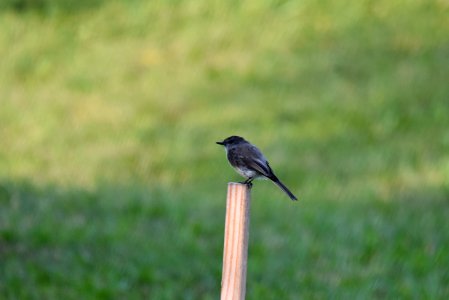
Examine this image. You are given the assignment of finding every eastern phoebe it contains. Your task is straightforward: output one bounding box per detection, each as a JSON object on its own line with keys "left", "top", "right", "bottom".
{"left": 217, "top": 136, "right": 298, "bottom": 201}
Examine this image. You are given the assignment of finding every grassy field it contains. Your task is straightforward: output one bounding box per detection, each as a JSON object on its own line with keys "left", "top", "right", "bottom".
{"left": 1, "top": 0, "right": 449, "bottom": 298}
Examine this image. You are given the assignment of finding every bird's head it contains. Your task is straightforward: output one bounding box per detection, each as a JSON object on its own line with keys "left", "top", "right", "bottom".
{"left": 216, "top": 136, "right": 246, "bottom": 147}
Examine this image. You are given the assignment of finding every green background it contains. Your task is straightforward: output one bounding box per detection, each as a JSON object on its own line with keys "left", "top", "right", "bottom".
{"left": 1, "top": 0, "right": 449, "bottom": 298}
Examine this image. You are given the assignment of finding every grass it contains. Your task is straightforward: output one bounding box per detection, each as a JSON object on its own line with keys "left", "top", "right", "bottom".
{"left": 1, "top": 183, "right": 448, "bottom": 299}
{"left": 1, "top": 0, "right": 449, "bottom": 298}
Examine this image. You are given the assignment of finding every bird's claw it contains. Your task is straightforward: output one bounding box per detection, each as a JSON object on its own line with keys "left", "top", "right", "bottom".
{"left": 239, "top": 178, "right": 253, "bottom": 189}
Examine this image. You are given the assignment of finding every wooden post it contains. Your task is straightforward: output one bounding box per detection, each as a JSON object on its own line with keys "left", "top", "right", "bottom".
{"left": 220, "top": 183, "right": 251, "bottom": 300}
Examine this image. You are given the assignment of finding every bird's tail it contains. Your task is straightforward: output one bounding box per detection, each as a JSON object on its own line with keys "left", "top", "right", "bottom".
{"left": 269, "top": 176, "right": 298, "bottom": 201}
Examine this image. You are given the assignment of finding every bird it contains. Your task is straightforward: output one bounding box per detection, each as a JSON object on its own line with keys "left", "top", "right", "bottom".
{"left": 216, "top": 136, "right": 297, "bottom": 201}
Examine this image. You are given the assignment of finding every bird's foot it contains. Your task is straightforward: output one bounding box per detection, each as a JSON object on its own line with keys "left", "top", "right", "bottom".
{"left": 239, "top": 178, "right": 253, "bottom": 189}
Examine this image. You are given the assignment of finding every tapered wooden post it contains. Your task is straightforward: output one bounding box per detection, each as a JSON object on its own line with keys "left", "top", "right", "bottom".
{"left": 220, "top": 183, "right": 251, "bottom": 300}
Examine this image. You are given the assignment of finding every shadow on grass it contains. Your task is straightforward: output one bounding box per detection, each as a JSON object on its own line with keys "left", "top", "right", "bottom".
{"left": 0, "top": 180, "right": 448, "bottom": 299}
{"left": 0, "top": 180, "right": 224, "bottom": 299}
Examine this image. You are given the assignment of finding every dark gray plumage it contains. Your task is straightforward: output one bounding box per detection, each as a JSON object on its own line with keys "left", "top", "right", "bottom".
{"left": 217, "top": 136, "right": 297, "bottom": 201}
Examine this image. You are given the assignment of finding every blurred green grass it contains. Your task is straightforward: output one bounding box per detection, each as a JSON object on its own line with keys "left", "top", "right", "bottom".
{"left": 1, "top": 0, "right": 449, "bottom": 298}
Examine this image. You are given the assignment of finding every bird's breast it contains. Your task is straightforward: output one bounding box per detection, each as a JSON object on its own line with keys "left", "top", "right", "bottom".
{"left": 234, "top": 166, "right": 258, "bottom": 179}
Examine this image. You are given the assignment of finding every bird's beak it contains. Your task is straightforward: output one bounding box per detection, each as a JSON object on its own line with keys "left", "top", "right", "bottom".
{"left": 216, "top": 141, "right": 224, "bottom": 145}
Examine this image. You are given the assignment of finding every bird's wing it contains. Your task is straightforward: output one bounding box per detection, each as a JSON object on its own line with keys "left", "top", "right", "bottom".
{"left": 241, "top": 145, "right": 273, "bottom": 177}
{"left": 248, "top": 159, "right": 272, "bottom": 177}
